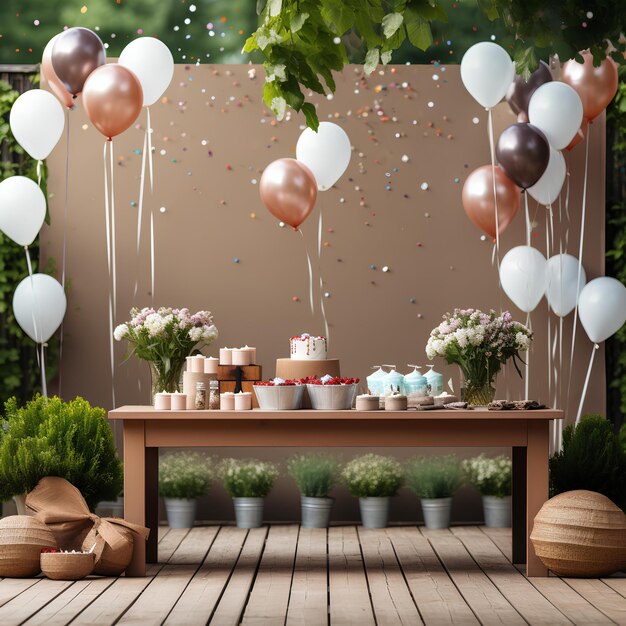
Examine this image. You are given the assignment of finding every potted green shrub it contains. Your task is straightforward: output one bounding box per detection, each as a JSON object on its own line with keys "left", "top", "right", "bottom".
{"left": 159, "top": 452, "right": 212, "bottom": 529}
{"left": 219, "top": 459, "right": 279, "bottom": 528}
{"left": 341, "top": 454, "right": 404, "bottom": 528}
{"left": 550, "top": 415, "right": 626, "bottom": 509}
{"left": 0, "top": 395, "right": 123, "bottom": 512}
{"left": 462, "top": 454, "right": 512, "bottom": 527}
{"left": 405, "top": 455, "right": 461, "bottom": 529}
{"left": 287, "top": 454, "right": 340, "bottom": 528}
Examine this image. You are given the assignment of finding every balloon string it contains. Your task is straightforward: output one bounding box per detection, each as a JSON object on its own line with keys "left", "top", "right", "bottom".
{"left": 147, "top": 106, "right": 154, "bottom": 192}
{"left": 564, "top": 160, "right": 571, "bottom": 253}
{"left": 147, "top": 107, "right": 156, "bottom": 300}
{"left": 545, "top": 209, "right": 551, "bottom": 405}
{"left": 298, "top": 228, "right": 315, "bottom": 316}
{"left": 487, "top": 109, "right": 501, "bottom": 269}
{"left": 133, "top": 126, "right": 148, "bottom": 299}
{"left": 36, "top": 160, "right": 42, "bottom": 187}
{"left": 576, "top": 343, "right": 598, "bottom": 425}
{"left": 566, "top": 132, "right": 589, "bottom": 417}
{"left": 317, "top": 208, "right": 330, "bottom": 345}
{"left": 110, "top": 140, "right": 117, "bottom": 317}
{"left": 40, "top": 343, "right": 47, "bottom": 398}
{"left": 103, "top": 141, "right": 116, "bottom": 409}
{"left": 150, "top": 210, "right": 155, "bottom": 302}
{"left": 24, "top": 246, "right": 41, "bottom": 347}
{"left": 525, "top": 312, "right": 531, "bottom": 400}
{"left": 524, "top": 192, "right": 531, "bottom": 247}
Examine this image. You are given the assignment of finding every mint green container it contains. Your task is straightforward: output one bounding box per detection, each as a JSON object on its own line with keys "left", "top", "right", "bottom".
{"left": 402, "top": 365, "right": 429, "bottom": 397}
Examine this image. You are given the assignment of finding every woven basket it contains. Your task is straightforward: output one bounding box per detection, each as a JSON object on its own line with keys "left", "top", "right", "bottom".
{"left": 82, "top": 525, "right": 134, "bottom": 576}
{"left": 530, "top": 490, "right": 626, "bottom": 577}
{"left": 0, "top": 515, "right": 57, "bottom": 577}
{"left": 40, "top": 551, "right": 95, "bottom": 580}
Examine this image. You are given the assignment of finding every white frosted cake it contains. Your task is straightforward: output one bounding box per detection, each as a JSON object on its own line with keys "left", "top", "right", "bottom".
{"left": 290, "top": 333, "right": 327, "bottom": 360}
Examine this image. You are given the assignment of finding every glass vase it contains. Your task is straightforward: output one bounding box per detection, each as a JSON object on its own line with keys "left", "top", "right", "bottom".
{"left": 149, "top": 360, "right": 185, "bottom": 403}
{"left": 459, "top": 368, "right": 497, "bottom": 407}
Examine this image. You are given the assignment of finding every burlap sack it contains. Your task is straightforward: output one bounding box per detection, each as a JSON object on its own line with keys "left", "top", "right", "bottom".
{"left": 26, "top": 477, "right": 149, "bottom": 576}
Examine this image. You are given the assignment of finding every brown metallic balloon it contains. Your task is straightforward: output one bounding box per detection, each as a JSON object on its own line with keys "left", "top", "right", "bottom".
{"left": 41, "top": 34, "right": 74, "bottom": 109}
{"left": 260, "top": 158, "right": 317, "bottom": 230}
{"left": 51, "top": 27, "right": 106, "bottom": 96}
{"left": 565, "top": 119, "right": 588, "bottom": 151}
{"left": 462, "top": 165, "right": 521, "bottom": 239}
{"left": 496, "top": 123, "right": 550, "bottom": 189}
{"left": 561, "top": 51, "right": 618, "bottom": 122}
{"left": 506, "top": 61, "right": 553, "bottom": 117}
{"left": 82, "top": 65, "right": 143, "bottom": 139}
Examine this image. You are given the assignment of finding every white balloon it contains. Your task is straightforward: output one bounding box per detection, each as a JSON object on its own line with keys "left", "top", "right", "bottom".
{"left": 578, "top": 277, "right": 626, "bottom": 344}
{"left": 0, "top": 176, "right": 46, "bottom": 246}
{"left": 13, "top": 273, "right": 66, "bottom": 344}
{"left": 545, "top": 254, "right": 586, "bottom": 317}
{"left": 528, "top": 82, "right": 583, "bottom": 150}
{"left": 10, "top": 90, "right": 65, "bottom": 160}
{"left": 500, "top": 245, "right": 548, "bottom": 313}
{"left": 528, "top": 148, "right": 566, "bottom": 206}
{"left": 460, "top": 42, "right": 515, "bottom": 109}
{"left": 296, "top": 122, "right": 351, "bottom": 191}
{"left": 119, "top": 37, "right": 174, "bottom": 107}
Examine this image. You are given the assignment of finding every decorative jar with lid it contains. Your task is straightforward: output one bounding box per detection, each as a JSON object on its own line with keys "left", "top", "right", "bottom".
{"left": 366, "top": 366, "right": 387, "bottom": 396}
{"left": 424, "top": 364, "right": 444, "bottom": 396}
{"left": 381, "top": 366, "right": 404, "bottom": 396}
{"left": 402, "top": 365, "right": 429, "bottom": 398}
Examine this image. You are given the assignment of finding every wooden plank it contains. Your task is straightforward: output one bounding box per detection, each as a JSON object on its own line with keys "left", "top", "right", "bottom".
{"left": 158, "top": 526, "right": 170, "bottom": 542}
{"left": 564, "top": 578, "right": 626, "bottom": 624}
{"left": 241, "top": 524, "right": 299, "bottom": 626}
{"left": 386, "top": 527, "right": 478, "bottom": 625}
{"left": 0, "top": 578, "right": 41, "bottom": 609}
{"left": 159, "top": 528, "right": 190, "bottom": 563}
{"left": 358, "top": 527, "right": 423, "bottom": 625}
{"left": 603, "top": 578, "right": 626, "bottom": 598}
{"left": 328, "top": 526, "right": 375, "bottom": 626}
{"left": 286, "top": 527, "right": 328, "bottom": 626}
{"left": 0, "top": 579, "right": 73, "bottom": 624}
{"left": 422, "top": 528, "right": 525, "bottom": 625}
{"left": 164, "top": 527, "right": 248, "bottom": 625}
{"left": 210, "top": 526, "right": 268, "bottom": 626}
{"left": 480, "top": 527, "right": 513, "bottom": 560}
{"left": 116, "top": 526, "right": 218, "bottom": 626}
{"left": 23, "top": 578, "right": 117, "bottom": 626}
{"left": 451, "top": 527, "right": 570, "bottom": 625}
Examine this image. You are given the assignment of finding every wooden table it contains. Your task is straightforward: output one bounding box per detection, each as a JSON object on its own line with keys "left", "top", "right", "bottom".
{"left": 108, "top": 406, "right": 563, "bottom": 577}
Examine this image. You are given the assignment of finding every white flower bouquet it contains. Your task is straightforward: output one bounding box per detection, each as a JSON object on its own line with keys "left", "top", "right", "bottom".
{"left": 115, "top": 307, "right": 218, "bottom": 396}
{"left": 425, "top": 308, "right": 531, "bottom": 405}
{"left": 462, "top": 454, "right": 512, "bottom": 498}
{"left": 218, "top": 458, "right": 279, "bottom": 498}
{"left": 341, "top": 454, "right": 404, "bottom": 498}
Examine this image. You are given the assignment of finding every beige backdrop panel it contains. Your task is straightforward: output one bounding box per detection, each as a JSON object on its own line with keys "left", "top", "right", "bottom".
{"left": 43, "top": 64, "right": 605, "bottom": 522}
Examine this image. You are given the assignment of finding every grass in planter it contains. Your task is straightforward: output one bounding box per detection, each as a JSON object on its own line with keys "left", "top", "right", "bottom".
{"left": 405, "top": 455, "right": 461, "bottom": 500}
{"left": 462, "top": 454, "right": 512, "bottom": 498}
{"left": 341, "top": 454, "right": 404, "bottom": 498}
{"left": 218, "top": 458, "right": 279, "bottom": 498}
{"left": 287, "top": 454, "right": 340, "bottom": 498}
{"left": 158, "top": 452, "right": 212, "bottom": 500}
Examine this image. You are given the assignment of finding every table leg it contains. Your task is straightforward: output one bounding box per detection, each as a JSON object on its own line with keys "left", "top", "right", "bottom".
{"left": 123, "top": 420, "right": 147, "bottom": 577}
{"left": 526, "top": 420, "right": 549, "bottom": 577}
{"left": 145, "top": 447, "right": 159, "bottom": 563}
{"left": 512, "top": 446, "right": 527, "bottom": 564}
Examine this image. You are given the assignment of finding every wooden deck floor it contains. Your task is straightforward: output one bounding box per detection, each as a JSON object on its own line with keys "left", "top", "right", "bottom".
{"left": 0, "top": 525, "right": 624, "bottom": 626}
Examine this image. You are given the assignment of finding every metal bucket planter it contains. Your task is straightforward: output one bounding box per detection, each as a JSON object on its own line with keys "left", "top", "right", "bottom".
{"left": 421, "top": 497, "right": 452, "bottom": 529}
{"left": 359, "top": 497, "right": 390, "bottom": 529}
{"left": 482, "top": 495, "right": 512, "bottom": 528}
{"left": 164, "top": 498, "right": 197, "bottom": 529}
{"left": 301, "top": 496, "right": 334, "bottom": 528}
{"left": 233, "top": 497, "right": 264, "bottom": 528}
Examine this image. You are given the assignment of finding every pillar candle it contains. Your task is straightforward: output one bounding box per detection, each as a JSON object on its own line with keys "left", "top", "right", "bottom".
{"left": 219, "top": 347, "right": 233, "bottom": 365}
{"left": 220, "top": 392, "right": 235, "bottom": 410}
{"left": 154, "top": 393, "right": 171, "bottom": 410}
{"left": 170, "top": 393, "right": 187, "bottom": 410}
{"left": 234, "top": 391, "right": 252, "bottom": 411}
{"left": 190, "top": 354, "right": 205, "bottom": 373}
{"left": 204, "top": 356, "right": 219, "bottom": 374}
{"left": 242, "top": 345, "right": 257, "bottom": 364}
{"left": 231, "top": 348, "right": 251, "bottom": 366}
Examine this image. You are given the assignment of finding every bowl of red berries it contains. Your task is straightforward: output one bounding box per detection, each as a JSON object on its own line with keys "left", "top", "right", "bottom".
{"left": 304, "top": 376, "right": 360, "bottom": 410}
{"left": 253, "top": 378, "right": 305, "bottom": 410}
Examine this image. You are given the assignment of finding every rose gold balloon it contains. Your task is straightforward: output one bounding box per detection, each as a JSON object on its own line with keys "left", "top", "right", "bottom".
{"left": 566, "top": 118, "right": 588, "bottom": 151}
{"left": 260, "top": 158, "right": 317, "bottom": 229}
{"left": 561, "top": 51, "right": 618, "bottom": 122}
{"left": 517, "top": 112, "right": 529, "bottom": 123}
{"left": 462, "top": 165, "right": 521, "bottom": 239}
{"left": 82, "top": 65, "right": 143, "bottom": 139}
{"left": 41, "top": 34, "right": 74, "bottom": 109}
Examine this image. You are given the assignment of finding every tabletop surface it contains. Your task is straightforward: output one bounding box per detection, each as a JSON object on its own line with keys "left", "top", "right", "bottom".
{"left": 109, "top": 406, "right": 564, "bottom": 421}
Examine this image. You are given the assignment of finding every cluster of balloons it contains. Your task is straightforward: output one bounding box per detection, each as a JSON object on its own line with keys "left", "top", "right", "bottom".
{"left": 0, "top": 28, "right": 174, "bottom": 371}
{"left": 461, "top": 43, "right": 618, "bottom": 238}
{"left": 260, "top": 122, "right": 351, "bottom": 229}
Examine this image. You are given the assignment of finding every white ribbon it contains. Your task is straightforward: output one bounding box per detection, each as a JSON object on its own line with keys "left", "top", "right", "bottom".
{"left": 317, "top": 209, "right": 330, "bottom": 345}
{"left": 298, "top": 228, "right": 315, "bottom": 316}
{"left": 524, "top": 192, "right": 531, "bottom": 247}
{"left": 576, "top": 343, "right": 598, "bottom": 425}
{"left": 487, "top": 109, "right": 501, "bottom": 269}
{"left": 103, "top": 141, "right": 116, "bottom": 409}
{"left": 133, "top": 127, "right": 148, "bottom": 299}
{"left": 525, "top": 312, "right": 531, "bottom": 400}
{"left": 147, "top": 107, "right": 155, "bottom": 300}
{"left": 40, "top": 343, "right": 47, "bottom": 398}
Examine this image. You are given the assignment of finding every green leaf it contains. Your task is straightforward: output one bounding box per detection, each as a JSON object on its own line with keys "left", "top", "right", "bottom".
{"left": 320, "top": 1, "right": 355, "bottom": 35}
{"left": 476, "top": 0, "right": 499, "bottom": 21}
{"left": 382, "top": 12, "right": 403, "bottom": 38}
{"left": 354, "top": 11, "right": 382, "bottom": 48}
{"left": 381, "top": 50, "right": 393, "bottom": 65}
{"left": 256, "top": 0, "right": 268, "bottom": 15}
{"left": 302, "top": 102, "right": 319, "bottom": 131}
{"left": 405, "top": 8, "right": 432, "bottom": 51}
{"left": 290, "top": 12, "right": 309, "bottom": 33}
{"left": 364, "top": 47, "right": 380, "bottom": 75}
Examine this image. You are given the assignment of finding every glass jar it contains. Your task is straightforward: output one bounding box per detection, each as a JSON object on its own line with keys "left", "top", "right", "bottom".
{"left": 424, "top": 364, "right": 444, "bottom": 396}
{"left": 195, "top": 382, "right": 207, "bottom": 410}
{"left": 402, "top": 365, "right": 429, "bottom": 397}
{"left": 381, "top": 366, "right": 404, "bottom": 396}
{"left": 209, "top": 379, "right": 220, "bottom": 409}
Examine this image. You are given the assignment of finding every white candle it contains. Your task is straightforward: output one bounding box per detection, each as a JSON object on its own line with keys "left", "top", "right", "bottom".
{"left": 231, "top": 348, "right": 251, "bottom": 366}
{"left": 220, "top": 392, "right": 235, "bottom": 410}
{"left": 170, "top": 393, "right": 187, "bottom": 410}
{"left": 154, "top": 393, "right": 171, "bottom": 410}
{"left": 234, "top": 391, "right": 252, "bottom": 411}
{"left": 242, "top": 345, "right": 256, "bottom": 364}
{"left": 219, "top": 348, "right": 233, "bottom": 365}
{"left": 190, "top": 354, "right": 205, "bottom": 373}
{"left": 204, "top": 356, "right": 219, "bottom": 374}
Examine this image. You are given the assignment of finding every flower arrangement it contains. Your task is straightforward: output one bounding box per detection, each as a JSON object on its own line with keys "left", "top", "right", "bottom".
{"left": 158, "top": 452, "right": 213, "bottom": 500}
{"left": 114, "top": 307, "right": 218, "bottom": 397}
{"left": 425, "top": 308, "right": 531, "bottom": 405}
{"left": 341, "top": 454, "right": 404, "bottom": 498}
{"left": 405, "top": 455, "right": 462, "bottom": 500}
{"left": 218, "top": 459, "right": 279, "bottom": 498}
{"left": 462, "top": 454, "right": 512, "bottom": 499}
{"left": 287, "top": 454, "right": 340, "bottom": 498}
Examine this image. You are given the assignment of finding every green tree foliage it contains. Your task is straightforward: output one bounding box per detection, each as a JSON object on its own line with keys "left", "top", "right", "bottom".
{"left": 549, "top": 415, "right": 626, "bottom": 509}
{"left": 0, "top": 395, "right": 123, "bottom": 510}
